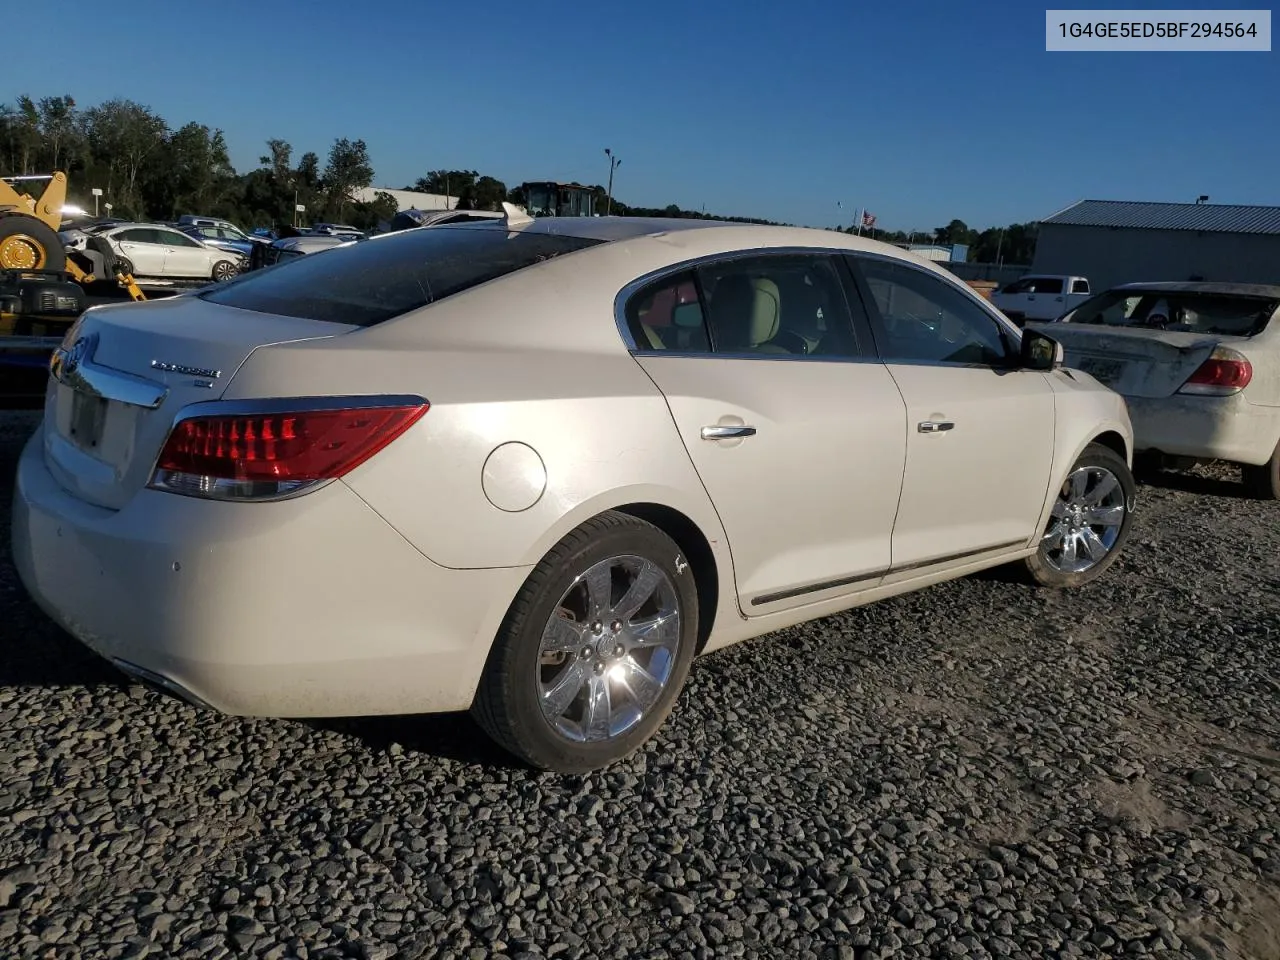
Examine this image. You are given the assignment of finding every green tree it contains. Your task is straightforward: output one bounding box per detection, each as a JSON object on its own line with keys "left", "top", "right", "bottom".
{"left": 83, "top": 98, "right": 168, "bottom": 217}
{"left": 320, "top": 137, "right": 371, "bottom": 220}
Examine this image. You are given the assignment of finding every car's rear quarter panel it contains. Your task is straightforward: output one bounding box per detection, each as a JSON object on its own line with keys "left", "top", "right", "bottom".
{"left": 220, "top": 241, "right": 740, "bottom": 622}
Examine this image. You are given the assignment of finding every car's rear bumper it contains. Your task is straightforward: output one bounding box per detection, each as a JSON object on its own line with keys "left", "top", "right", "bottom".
{"left": 11, "top": 424, "right": 530, "bottom": 718}
{"left": 1126, "top": 392, "right": 1280, "bottom": 466}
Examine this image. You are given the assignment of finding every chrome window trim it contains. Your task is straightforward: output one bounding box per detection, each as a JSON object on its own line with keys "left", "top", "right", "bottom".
{"left": 612, "top": 244, "right": 1024, "bottom": 368}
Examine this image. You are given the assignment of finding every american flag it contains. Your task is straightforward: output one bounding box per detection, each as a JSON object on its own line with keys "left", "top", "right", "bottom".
{"left": 861, "top": 210, "right": 877, "bottom": 229}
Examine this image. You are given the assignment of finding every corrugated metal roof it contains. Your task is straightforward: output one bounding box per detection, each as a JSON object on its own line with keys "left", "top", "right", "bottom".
{"left": 1042, "top": 199, "right": 1280, "bottom": 236}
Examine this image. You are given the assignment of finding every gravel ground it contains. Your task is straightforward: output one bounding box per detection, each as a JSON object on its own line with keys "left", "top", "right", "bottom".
{"left": 1, "top": 409, "right": 1278, "bottom": 960}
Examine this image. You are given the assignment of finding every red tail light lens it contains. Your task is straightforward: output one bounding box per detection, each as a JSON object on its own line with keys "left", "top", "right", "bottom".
{"left": 149, "top": 401, "right": 428, "bottom": 500}
{"left": 1178, "top": 348, "right": 1253, "bottom": 397}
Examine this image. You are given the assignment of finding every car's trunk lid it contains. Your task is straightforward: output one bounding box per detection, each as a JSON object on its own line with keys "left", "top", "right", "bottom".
{"left": 1029, "top": 322, "right": 1230, "bottom": 399}
{"left": 43, "top": 296, "right": 357, "bottom": 510}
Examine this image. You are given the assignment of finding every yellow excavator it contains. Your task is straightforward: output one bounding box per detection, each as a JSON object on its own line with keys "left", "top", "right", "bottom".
{"left": 0, "top": 171, "right": 146, "bottom": 301}
{"left": 1, "top": 172, "right": 147, "bottom": 404}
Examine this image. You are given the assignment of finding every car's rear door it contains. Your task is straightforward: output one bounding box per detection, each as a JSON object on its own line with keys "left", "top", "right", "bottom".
{"left": 624, "top": 250, "right": 908, "bottom": 615}
{"left": 113, "top": 228, "right": 165, "bottom": 275}
{"left": 847, "top": 253, "right": 1056, "bottom": 571}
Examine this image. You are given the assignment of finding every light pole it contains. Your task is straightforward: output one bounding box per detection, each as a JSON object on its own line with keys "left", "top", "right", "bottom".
{"left": 604, "top": 148, "right": 621, "bottom": 216}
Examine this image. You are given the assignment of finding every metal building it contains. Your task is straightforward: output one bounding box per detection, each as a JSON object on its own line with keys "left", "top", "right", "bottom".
{"left": 1031, "top": 199, "right": 1280, "bottom": 292}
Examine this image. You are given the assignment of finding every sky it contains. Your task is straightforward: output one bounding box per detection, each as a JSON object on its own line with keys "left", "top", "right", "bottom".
{"left": 6, "top": 0, "right": 1276, "bottom": 231}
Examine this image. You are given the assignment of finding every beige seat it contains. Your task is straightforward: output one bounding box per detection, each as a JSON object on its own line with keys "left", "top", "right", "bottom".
{"left": 708, "top": 275, "right": 787, "bottom": 353}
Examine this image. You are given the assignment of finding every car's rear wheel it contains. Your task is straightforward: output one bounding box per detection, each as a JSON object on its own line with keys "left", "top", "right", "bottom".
{"left": 472, "top": 511, "right": 699, "bottom": 773}
{"left": 114, "top": 255, "right": 135, "bottom": 277}
{"left": 1025, "top": 442, "right": 1135, "bottom": 588}
{"left": 1242, "top": 442, "right": 1280, "bottom": 500}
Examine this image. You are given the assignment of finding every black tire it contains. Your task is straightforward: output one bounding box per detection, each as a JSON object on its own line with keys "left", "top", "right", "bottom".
{"left": 0, "top": 214, "right": 66, "bottom": 272}
{"left": 212, "top": 259, "right": 238, "bottom": 282}
{"left": 1242, "top": 442, "right": 1280, "bottom": 500}
{"left": 472, "top": 511, "right": 700, "bottom": 773}
{"left": 1024, "top": 442, "right": 1136, "bottom": 589}
{"left": 114, "top": 255, "right": 135, "bottom": 277}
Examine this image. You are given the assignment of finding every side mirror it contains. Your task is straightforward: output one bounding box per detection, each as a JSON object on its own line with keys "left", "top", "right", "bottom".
{"left": 1020, "top": 328, "right": 1064, "bottom": 371}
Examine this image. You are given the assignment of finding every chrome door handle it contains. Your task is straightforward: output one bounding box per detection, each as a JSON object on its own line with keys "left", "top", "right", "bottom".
{"left": 701, "top": 424, "right": 756, "bottom": 440}
{"left": 917, "top": 420, "right": 955, "bottom": 434}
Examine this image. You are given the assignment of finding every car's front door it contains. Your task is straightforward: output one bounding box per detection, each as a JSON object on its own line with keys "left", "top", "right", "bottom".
{"left": 848, "top": 254, "right": 1056, "bottom": 572}
{"left": 625, "top": 251, "right": 908, "bottom": 614}
{"left": 157, "top": 228, "right": 213, "bottom": 276}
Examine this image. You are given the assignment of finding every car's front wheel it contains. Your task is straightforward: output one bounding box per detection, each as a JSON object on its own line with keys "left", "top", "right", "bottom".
{"left": 212, "top": 259, "right": 239, "bottom": 281}
{"left": 1025, "top": 442, "right": 1136, "bottom": 588}
{"left": 472, "top": 511, "right": 699, "bottom": 773}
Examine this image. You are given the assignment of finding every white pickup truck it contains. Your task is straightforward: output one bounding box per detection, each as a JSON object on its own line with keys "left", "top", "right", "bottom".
{"left": 991, "top": 274, "right": 1092, "bottom": 324}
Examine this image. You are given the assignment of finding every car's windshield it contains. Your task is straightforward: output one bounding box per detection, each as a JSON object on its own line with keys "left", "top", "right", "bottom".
{"left": 1062, "top": 289, "right": 1279, "bottom": 338}
{"left": 199, "top": 224, "right": 604, "bottom": 326}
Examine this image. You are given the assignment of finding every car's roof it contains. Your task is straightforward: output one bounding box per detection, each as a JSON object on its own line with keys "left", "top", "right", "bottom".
{"left": 454, "top": 215, "right": 919, "bottom": 257}
{"left": 1110, "top": 280, "right": 1280, "bottom": 299}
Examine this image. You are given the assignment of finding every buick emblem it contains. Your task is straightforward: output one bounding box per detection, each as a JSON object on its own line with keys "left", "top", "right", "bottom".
{"left": 53, "top": 333, "right": 98, "bottom": 381}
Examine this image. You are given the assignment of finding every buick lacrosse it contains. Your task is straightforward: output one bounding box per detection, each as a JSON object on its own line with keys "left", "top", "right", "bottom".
{"left": 12, "top": 212, "right": 1136, "bottom": 772}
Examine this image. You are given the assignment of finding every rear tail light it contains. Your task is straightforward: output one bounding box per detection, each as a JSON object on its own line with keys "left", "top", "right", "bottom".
{"left": 148, "top": 399, "right": 428, "bottom": 501}
{"left": 1178, "top": 348, "right": 1253, "bottom": 397}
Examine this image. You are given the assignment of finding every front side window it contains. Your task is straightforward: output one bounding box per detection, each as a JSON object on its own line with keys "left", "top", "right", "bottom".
{"left": 853, "top": 256, "right": 1012, "bottom": 367}
{"left": 201, "top": 225, "right": 603, "bottom": 327}
{"left": 163, "top": 230, "right": 202, "bottom": 247}
{"left": 1028, "top": 277, "right": 1064, "bottom": 294}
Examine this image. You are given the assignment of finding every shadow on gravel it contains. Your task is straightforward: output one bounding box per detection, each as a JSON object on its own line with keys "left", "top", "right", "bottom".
{"left": 0, "top": 626, "right": 125, "bottom": 690}
{"left": 304, "top": 712, "right": 530, "bottom": 771}
{"left": 1138, "top": 470, "right": 1252, "bottom": 499}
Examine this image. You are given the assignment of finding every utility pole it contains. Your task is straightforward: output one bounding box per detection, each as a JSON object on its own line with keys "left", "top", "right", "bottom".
{"left": 604, "top": 148, "right": 621, "bottom": 216}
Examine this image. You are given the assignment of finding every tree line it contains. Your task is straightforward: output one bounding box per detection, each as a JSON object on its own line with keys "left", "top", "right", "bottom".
{"left": 1, "top": 93, "right": 1037, "bottom": 261}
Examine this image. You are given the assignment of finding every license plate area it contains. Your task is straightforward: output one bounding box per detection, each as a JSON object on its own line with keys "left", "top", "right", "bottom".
{"left": 1076, "top": 356, "right": 1124, "bottom": 385}
{"left": 68, "top": 390, "right": 109, "bottom": 450}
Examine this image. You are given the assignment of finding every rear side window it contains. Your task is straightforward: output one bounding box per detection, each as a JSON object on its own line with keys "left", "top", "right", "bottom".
{"left": 200, "top": 225, "right": 603, "bottom": 326}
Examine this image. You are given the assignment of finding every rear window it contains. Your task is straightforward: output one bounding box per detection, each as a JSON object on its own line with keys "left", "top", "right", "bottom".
{"left": 1064, "top": 289, "right": 1280, "bottom": 337}
{"left": 199, "top": 225, "right": 604, "bottom": 327}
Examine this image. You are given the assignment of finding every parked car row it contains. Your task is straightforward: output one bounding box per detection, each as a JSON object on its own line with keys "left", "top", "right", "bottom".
{"left": 59, "top": 218, "right": 246, "bottom": 284}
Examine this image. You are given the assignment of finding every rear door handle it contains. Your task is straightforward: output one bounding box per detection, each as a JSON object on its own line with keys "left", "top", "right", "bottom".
{"left": 918, "top": 420, "right": 955, "bottom": 434}
{"left": 701, "top": 424, "right": 756, "bottom": 440}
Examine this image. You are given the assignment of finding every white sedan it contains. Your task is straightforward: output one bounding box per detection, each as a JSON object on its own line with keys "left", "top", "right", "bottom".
{"left": 1035, "top": 281, "right": 1280, "bottom": 498}
{"left": 12, "top": 214, "right": 1136, "bottom": 772}
{"left": 64, "top": 221, "right": 244, "bottom": 281}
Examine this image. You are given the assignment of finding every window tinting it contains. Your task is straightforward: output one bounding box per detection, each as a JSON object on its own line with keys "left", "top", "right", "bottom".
{"left": 625, "top": 271, "right": 709, "bottom": 352}
{"left": 1071, "top": 279, "right": 1090, "bottom": 294}
{"left": 855, "top": 257, "right": 1012, "bottom": 366}
{"left": 696, "top": 254, "right": 860, "bottom": 357}
{"left": 200, "top": 226, "right": 604, "bottom": 327}
{"left": 624, "top": 254, "right": 863, "bottom": 358}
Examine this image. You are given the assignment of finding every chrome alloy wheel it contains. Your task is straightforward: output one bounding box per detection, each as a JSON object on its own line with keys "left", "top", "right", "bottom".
{"left": 1041, "top": 465, "right": 1127, "bottom": 574}
{"left": 537, "top": 555, "right": 681, "bottom": 743}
